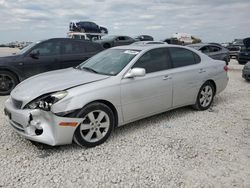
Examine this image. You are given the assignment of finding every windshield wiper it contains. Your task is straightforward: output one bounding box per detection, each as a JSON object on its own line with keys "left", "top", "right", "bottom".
{"left": 81, "top": 67, "right": 99, "bottom": 74}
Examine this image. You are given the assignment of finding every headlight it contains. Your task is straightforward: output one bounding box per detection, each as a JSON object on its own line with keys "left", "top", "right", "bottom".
{"left": 25, "top": 91, "right": 68, "bottom": 111}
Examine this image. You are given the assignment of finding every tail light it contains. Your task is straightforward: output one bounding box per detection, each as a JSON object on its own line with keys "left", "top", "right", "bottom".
{"left": 224, "top": 65, "right": 229, "bottom": 72}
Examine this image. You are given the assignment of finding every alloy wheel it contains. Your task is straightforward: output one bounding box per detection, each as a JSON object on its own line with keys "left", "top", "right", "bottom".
{"left": 80, "top": 110, "right": 110, "bottom": 143}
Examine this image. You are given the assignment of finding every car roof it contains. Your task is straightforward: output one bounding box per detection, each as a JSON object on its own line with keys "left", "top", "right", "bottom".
{"left": 112, "top": 43, "right": 193, "bottom": 51}
{"left": 188, "top": 43, "right": 222, "bottom": 48}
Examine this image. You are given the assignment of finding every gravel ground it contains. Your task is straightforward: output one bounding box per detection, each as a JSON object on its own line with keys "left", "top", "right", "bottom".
{"left": 0, "top": 58, "right": 250, "bottom": 187}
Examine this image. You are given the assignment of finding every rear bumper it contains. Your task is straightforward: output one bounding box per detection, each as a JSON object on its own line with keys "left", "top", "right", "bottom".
{"left": 4, "top": 98, "right": 83, "bottom": 146}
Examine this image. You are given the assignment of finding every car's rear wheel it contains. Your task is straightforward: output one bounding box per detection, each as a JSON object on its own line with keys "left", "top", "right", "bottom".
{"left": 0, "top": 71, "right": 19, "bottom": 95}
{"left": 193, "top": 82, "right": 215, "bottom": 110}
{"left": 73, "top": 102, "right": 115, "bottom": 147}
{"left": 103, "top": 43, "right": 111, "bottom": 49}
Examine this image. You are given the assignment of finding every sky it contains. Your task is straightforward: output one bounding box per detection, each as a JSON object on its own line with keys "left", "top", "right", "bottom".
{"left": 0, "top": 0, "right": 249, "bottom": 43}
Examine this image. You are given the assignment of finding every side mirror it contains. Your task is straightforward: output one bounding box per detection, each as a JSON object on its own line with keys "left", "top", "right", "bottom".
{"left": 29, "top": 50, "right": 39, "bottom": 59}
{"left": 124, "top": 68, "right": 146, "bottom": 78}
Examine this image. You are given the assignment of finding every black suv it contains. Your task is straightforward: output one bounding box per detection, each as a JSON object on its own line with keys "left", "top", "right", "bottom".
{"left": 238, "top": 38, "right": 250, "bottom": 65}
{"left": 0, "top": 38, "right": 103, "bottom": 95}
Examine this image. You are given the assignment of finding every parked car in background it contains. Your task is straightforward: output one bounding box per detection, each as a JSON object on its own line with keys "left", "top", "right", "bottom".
{"left": 188, "top": 43, "right": 230, "bottom": 65}
{"left": 4, "top": 44, "right": 228, "bottom": 147}
{"left": 69, "top": 21, "right": 108, "bottom": 34}
{"left": 227, "top": 45, "right": 242, "bottom": 59}
{"left": 95, "top": 35, "right": 135, "bottom": 48}
{"left": 242, "top": 62, "right": 250, "bottom": 81}
{"left": 134, "top": 35, "right": 154, "bottom": 41}
{"left": 0, "top": 38, "right": 103, "bottom": 95}
{"left": 163, "top": 38, "right": 183, "bottom": 45}
{"left": 238, "top": 37, "right": 250, "bottom": 65}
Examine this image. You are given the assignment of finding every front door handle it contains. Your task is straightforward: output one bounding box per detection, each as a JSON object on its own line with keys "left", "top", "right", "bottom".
{"left": 163, "top": 75, "right": 172, "bottom": 80}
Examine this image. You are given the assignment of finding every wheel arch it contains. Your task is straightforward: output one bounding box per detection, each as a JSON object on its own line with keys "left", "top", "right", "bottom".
{"left": 205, "top": 79, "right": 217, "bottom": 94}
{"left": 0, "top": 68, "right": 20, "bottom": 82}
{"left": 63, "top": 99, "right": 119, "bottom": 127}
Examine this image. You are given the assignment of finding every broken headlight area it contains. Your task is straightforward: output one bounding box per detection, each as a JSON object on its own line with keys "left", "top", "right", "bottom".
{"left": 25, "top": 91, "right": 68, "bottom": 111}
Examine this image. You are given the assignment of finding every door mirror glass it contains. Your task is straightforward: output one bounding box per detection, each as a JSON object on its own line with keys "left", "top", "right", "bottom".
{"left": 124, "top": 68, "right": 146, "bottom": 78}
{"left": 29, "top": 50, "right": 40, "bottom": 59}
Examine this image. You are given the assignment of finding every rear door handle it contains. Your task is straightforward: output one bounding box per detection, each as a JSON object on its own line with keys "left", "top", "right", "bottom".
{"left": 163, "top": 75, "right": 172, "bottom": 80}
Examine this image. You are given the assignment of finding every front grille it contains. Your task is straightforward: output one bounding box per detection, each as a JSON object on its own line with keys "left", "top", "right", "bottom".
{"left": 12, "top": 98, "right": 23, "bottom": 109}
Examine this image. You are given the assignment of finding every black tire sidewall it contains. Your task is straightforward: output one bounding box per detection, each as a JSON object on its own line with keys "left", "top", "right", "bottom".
{"left": 103, "top": 43, "right": 111, "bottom": 49}
{"left": 74, "top": 102, "right": 115, "bottom": 147}
{"left": 0, "top": 70, "right": 19, "bottom": 95}
{"left": 195, "top": 82, "right": 215, "bottom": 111}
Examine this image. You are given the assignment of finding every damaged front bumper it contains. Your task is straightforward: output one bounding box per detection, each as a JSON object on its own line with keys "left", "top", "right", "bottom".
{"left": 4, "top": 98, "right": 83, "bottom": 146}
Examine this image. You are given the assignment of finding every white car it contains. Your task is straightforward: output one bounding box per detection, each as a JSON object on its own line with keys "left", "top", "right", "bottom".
{"left": 4, "top": 44, "right": 229, "bottom": 147}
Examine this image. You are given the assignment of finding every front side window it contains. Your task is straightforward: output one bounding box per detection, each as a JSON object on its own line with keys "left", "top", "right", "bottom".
{"left": 132, "top": 48, "right": 171, "bottom": 73}
{"left": 77, "top": 49, "right": 140, "bottom": 75}
{"left": 31, "top": 41, "right": 60, "bottom": 56}
{"left": 169, "top": 47, "right": 198, "bottom": 68}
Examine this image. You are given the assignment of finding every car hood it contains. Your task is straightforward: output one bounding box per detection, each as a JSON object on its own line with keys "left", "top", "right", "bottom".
{"left": 11, "top": 68, "right": 110, "bottom": 102}
{"left": 243, "top": 38, "right": 250, "bottom": 48}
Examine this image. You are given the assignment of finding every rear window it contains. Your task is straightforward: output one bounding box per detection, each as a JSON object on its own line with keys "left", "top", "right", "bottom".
{"left": 169, "top": 47, "right": 200, "bottom": 68}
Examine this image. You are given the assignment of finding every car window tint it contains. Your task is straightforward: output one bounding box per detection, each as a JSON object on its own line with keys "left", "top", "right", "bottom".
{"left": 193, "top": 52, "right": 201, "bottom": 63}
{"left": 118, "top": 37, "right": 126, "bottom": 41}
{"left": 132, "top": 48, "right": 171, "bottom": 73}
{"left": 200, "top": 46, "right": 209, "bottom": 53}
{"left": 62, "top": 41, "right": 86, "bottom": 54}
{"left": 32, "top": 41, "right": 60, "bottom": 56}
{"left": 169, "top": 47, "right": 197, "bottom": 68}
{"left": 209, "top": 46, "right": 221, "bottom": 52}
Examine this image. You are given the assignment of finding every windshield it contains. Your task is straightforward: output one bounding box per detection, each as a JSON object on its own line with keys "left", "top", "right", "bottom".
{"left": 16, "top": 41, "right": 40, "bottom": 55}
{"left": 77, "top": 49, "right": 140, "bottom": 75}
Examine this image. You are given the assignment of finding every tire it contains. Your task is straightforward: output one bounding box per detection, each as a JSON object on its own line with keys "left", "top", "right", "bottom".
{"left": 192, "top": 82, "right": 215, "bottom": 111}
{"left": 0, "top": 70, "right": 19, "bottom": 95}
{"left": 73, "top": 102, "right": 115, "bottom": 147}
{"left": 103, "top": 43, "right": 111, "bottom": 49}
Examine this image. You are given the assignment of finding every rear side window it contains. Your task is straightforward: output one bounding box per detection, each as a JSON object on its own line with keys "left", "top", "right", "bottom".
{"left": 132, "top": 48, "right": 171, "bottom": 73}
{"left": 62, "top": 41, "right": 86, "bottom": 54}
{"left": 169, "top": 47, "right": 199, "bottom": 68}
{"left": 209, "top": 46, "right": 221, "bottom": 52}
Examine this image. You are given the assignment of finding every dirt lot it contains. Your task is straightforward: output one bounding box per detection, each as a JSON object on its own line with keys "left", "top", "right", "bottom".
{"left": 0, "top": 49, "right": 249, "bottom": 187}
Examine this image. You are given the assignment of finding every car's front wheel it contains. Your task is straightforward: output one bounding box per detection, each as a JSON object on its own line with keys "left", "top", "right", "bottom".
{"left": 73, "top": 102, "right": 115, "bottom": 147}
{"left": 0, "top": 71, "right": 19, "bottom": 95}
{"left": 193, "top": 82, "right": 215, "bottom": 110}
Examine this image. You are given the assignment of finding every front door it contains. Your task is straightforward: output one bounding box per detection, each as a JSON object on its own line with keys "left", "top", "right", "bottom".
{"left": 121, "top": 48, "right": 173, "bottom": 122}
{"left": 20, "top": 40, "right": 61, "bottom": 79}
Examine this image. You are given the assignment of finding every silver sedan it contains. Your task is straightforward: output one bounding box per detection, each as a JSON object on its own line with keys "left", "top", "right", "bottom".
{"left": 4, "top": 44, "right": 229, "bottom": 147}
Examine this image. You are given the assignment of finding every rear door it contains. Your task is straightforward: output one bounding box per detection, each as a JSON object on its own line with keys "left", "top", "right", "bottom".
{"left": 121, "top": 47, "right": 173, "bottom": 122}
{"left": 114, "top": 36, "right": 133, "bottom": 46}
{"left": 168, "top": 47, "right": 205, "bottom": 107}
{"left": 60, "top": 40, "right": 93, "bottom": 68}
{"left": 20, "top": 40, "right": 61, "bottom": 78}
